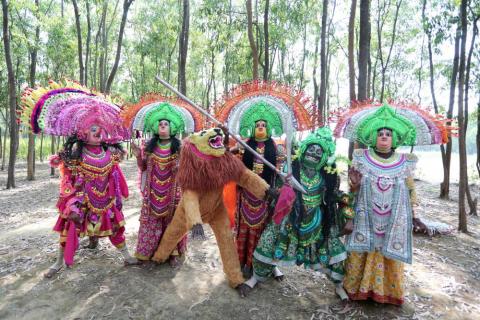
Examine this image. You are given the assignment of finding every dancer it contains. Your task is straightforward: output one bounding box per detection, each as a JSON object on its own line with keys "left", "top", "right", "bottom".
{"left": 121, "top": 95, "right": 203, "bottom": 266}
{"left": 19, "top": 80, "right": 136, "bottom": 278}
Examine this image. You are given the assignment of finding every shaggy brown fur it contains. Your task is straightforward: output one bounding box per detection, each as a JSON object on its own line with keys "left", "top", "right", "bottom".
{"left": 176, "top": 140, "right": 245, "bottom": 191}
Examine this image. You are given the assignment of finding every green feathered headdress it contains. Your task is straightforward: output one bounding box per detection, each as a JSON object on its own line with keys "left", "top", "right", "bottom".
{"left": 356, "top": 104, "right": 417, "bottom": 148}
{"left": 298, "top": 127, "right": 336, "bottom": 169}
{"left": 239, "top": 101, "right": 283, "bottom": 138}
{"left": 143, "top": 102, "right": 185, "bottom": 135}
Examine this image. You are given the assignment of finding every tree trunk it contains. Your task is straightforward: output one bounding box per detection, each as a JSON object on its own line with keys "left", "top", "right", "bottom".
{"left": 72, "top": 0, "right": 85, "bottom": 85}
{"left": 357, "top": 0, "right": 371, "bottom": 101}
{"left": 2, "top": 0, "right": 18, "bottom": 189}
{"left": 27, "top": 0, "right": 40, "bottom": 181}
{"left": 105, "top": 0, "right": 134, "bottom": 93}
{"left": 0, "top": 127, "right": 2, "bottom": 160}
{"left": 318, "top": 0, "right": 328, "bottom": 124}
{"left": 263, "top": 0, "right": 269, "bottom": 81}
{"left": 312, "top": 32, "right": 319, "bottom": 125}
{"left": 464, "top": 14, "right": 478, "bottom": 216}
{"left": 39, "top": 132, "right": 44, "bottom": 162}
{"left": 457, "top": 0, "right": 468, "bottom": 232}
{"left": 177, "top": 0, "right": 190, "bottom": 94}
{"left": 379, "top": 0, "right": 402, "bottom": 102}
{"left": 348, "top": 0, "right": 357, "bottom": 102}
{"left": 85, "top": 0, "right": 91, "bottom": 86}
{"left": 440, "top": 25, "right": 461, "bottom": 200}
{"left": 246, "top": 0, "right": 259, "bottom": 80}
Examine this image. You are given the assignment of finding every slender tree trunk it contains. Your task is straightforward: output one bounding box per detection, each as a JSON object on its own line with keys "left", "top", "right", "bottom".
{"left": 299, "top": 22, "right": 307, "bottom": 88}
{"left": 177, "top": 0, "right": 190, "bottom": 94}
{"left": 246, "top": 0, "right": 259, "bottom": 80}
{"left": 313, "top": 32, "right": 319, "bottom": 125}
{"left": 464, "top": 14, "right": 478, "bottom": 216}
{"left": 476, "top": 93, "right": 480, "bottom": 179}
{"left": 39, "top": 132, "right": 44, "bottom": 162}
{"left": 27, "top": 0, "right": 40, "bottom": 181}
{"left": 72, "top": 0, "right": 85, "bottom": 85}
{"left": 348, "top": 0, "right": 357, "bottom": 102}
{"left": 85, "top": 0, "right": 91, "bottom": 86}
{"left": 440, "top": 25, "right": 461, "bottom": 199}
{"left": 105, "top": 0, "right": 134, "bottom": 93}
{"left": 2, "top": 0, "right": 18, "bottom": 189}
{"left": 263, "top": 0, "right": 269, "bottom": 81}
{"left": 457, "top": 0, "right": 468, "bottom": 232}
{"left": 318, "top": 0, "right": 328, "bottom": 124}
{"left": 379, "top": 0, "right": 402, "bottom": 101}
{"left": 357, "top": 0, "right": 371, "bottom": 101}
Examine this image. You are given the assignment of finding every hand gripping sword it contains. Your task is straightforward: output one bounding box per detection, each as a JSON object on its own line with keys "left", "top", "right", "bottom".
{"left": 155, "top": 76, "right": 306, "bottom": 194}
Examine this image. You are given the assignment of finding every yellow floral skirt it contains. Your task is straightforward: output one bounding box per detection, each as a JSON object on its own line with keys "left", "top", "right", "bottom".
{"left": 343, "top": 251, "right": 405, "bottom": 305}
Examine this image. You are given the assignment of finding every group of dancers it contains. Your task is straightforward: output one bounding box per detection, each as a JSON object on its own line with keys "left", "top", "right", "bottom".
{"left": 19, "top": 80, "right": 451, "bottom": 305}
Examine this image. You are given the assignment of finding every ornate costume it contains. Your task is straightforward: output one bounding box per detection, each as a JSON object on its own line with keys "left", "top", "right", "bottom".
{"left": 333, "top": 102, "right": 451, "bottom": 305}
{"left": 121, "top": 94, "right": 203, "bottom": 262}
{"left": 152, "top": 128, "right": 270, "bottom": 291}
{"left": 247, "top": 128, "right": 352, "bottom": 298}
{"left": 19, "top": 80, "right": 134, "bottom": 275}
{"left": 214, "top": 81, "right": 314, "bottom": 275}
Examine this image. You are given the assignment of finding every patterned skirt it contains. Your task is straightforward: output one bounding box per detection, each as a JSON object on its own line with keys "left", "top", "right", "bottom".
{"left": 343, "top": 251, "right": 405, "bottom": 305}
{"left": 252, "top": 209, "right": 347, "bottom": 282}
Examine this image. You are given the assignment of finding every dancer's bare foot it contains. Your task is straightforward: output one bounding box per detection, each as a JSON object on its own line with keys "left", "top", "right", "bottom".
{"left": 274, "top": 274, "right": 285, "bottom": 282}
{"left": 44, "top": 265, "right": 63, "bottom": 278}
{"left": 335, "top": 284, "right": 349, "bottom": 301}
{"left": 168, "top": 256, "right": 183, "bottom": 269}
{"left": 236, "top": 283, "right": 251, "bottom": 298}
{"left": 84, "top": 236, "right": 99, "bottom": 249}
{"left": 124, "top": 257, "right": 141, "bottom": 266}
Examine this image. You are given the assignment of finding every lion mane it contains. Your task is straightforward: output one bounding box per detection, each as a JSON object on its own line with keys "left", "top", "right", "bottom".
{"left": 176, "top": 140, "right": 245, "bottom": 191}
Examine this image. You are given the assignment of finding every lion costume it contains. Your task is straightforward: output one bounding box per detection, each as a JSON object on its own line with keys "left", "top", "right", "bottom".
{"left": 152, "top": 127, "right": 269, "bottom": 289}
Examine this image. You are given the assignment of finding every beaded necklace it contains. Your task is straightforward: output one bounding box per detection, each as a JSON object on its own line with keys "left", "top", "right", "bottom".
{"left": 300, "top": 168, "right": 324, "bottom": 208}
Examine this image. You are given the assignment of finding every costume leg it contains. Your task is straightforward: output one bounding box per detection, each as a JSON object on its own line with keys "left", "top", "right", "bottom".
{"left": 209, "top": 206, "right": 245, "bottom": 288}
{"left": 44, "top": 245, "right": 65, "bottom": 278}
{"left": 135, "top": 211, "right": 164, "bottom": 261}
{"left": 152, "top": 206, "right": 188, "bottom": 263}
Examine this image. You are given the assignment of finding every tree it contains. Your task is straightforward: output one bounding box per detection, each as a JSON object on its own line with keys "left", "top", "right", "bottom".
{"left": 2, "top": 0, "right": 18, "bottom": 189}
{"left": 72, "top": 0, "right": 84, "bottom": 84}
{"left": 246, "top": 0, "right": 258, "bottom": 80}
{"left": 263, "top": 0, "right": 270, "bottom": 81}
{"left": 348, "top": 0, "right": 357, "bottom": 102}
{"left": 358, "top": 0, "right": 371, "bottom": 101}
{"left": 457, "top": 0, "right": 468, "bottom": 232}
{"left": 318, "top": 0, "right": 328, "bottom": 123}
{"left": 177, "top": 0, "right": 189, "bottom": 94}
{"left": 105, "top": 0, "right": 134, "bottom": 93}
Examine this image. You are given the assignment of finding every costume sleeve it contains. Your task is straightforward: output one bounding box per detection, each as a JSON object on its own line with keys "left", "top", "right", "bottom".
{"left": 236, "top": 169, "right": 269, "bottom": 200}
{"left": 137, "top": 146, "right": 148, "bottom": 171}
{"left": 406, "top": 176, "right": 418, "bottom": 207}
{"left": 53, "top": 157, "right": 83, "bottom": 219}
{"left": 183, "top": 189, "right": 203, "bottom": 229}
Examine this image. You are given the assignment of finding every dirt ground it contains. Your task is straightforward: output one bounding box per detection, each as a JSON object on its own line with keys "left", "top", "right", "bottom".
{"left": 0, "top": 160, "right": 479, "bottom": 320}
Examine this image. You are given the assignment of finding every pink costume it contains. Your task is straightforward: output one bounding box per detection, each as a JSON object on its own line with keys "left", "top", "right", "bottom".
{"left": 134, "top": 142, "right": 187, "bottom": 260}
{"left": 52, "top": 146, "right": 129, "bottom": 266}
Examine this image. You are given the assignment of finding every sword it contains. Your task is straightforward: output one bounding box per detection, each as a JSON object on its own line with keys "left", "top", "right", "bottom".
{"left": 155, "top": 76, "right": 306, "bottom": 194}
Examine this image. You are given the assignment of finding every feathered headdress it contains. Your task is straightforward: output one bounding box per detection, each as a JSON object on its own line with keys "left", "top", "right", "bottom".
{"left": 19, "top": 79, "right": 129, "bottom": 143}
{"left": 214, "top": 81, "right": 315, "bottom": 138}
{"left": 122, "top": 93, "right": 204, "bottom": 136}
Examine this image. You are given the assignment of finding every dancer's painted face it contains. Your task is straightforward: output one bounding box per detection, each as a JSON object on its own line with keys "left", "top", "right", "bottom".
{"left": 304, "top": 144, "right": 323, "bottom": 165}
{"left": 158, "top": 120, "right": 171, "bottom": 139}
{"left": 376, "top": 128, "right": 393, "bottom": 151}
{"left": 86, "top": 125, "right": 104, "bottom": 145}
{"left": 254, "top": 120, "right": 267, "bottom": 140}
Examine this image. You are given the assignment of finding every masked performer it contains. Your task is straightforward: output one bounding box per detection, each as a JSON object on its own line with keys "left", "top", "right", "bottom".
{"left": 333, "top": 102, "right": 451, "bottom": 305}
{"left": 19, "top": 80, "right": 136, "bottom": 278}
{"left": 214, "top": 81, "right": 314, "bottom": 276}
{"left": 244, "top": 128, "right": 352, "bottom": 300}
{"left": 121, "top": 95, "right": 203, "bottom": 266}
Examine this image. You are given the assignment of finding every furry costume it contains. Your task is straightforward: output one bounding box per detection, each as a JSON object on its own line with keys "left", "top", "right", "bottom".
{"left": 152, "top": 128, "right": 269, "bottom": 288}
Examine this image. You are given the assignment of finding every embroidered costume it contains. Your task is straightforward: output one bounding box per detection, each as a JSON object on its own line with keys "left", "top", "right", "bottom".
{"left": 19, "top": 80, "right": 135, "bottom": 275}
{"left": 214, "top": 81, "right": 314, "bottom": 275}
{"left": 333, "top": 102, "right": 451, "bottom": 305}
{"left": 121, "top": 94, "right": 203, "bottom": 263}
